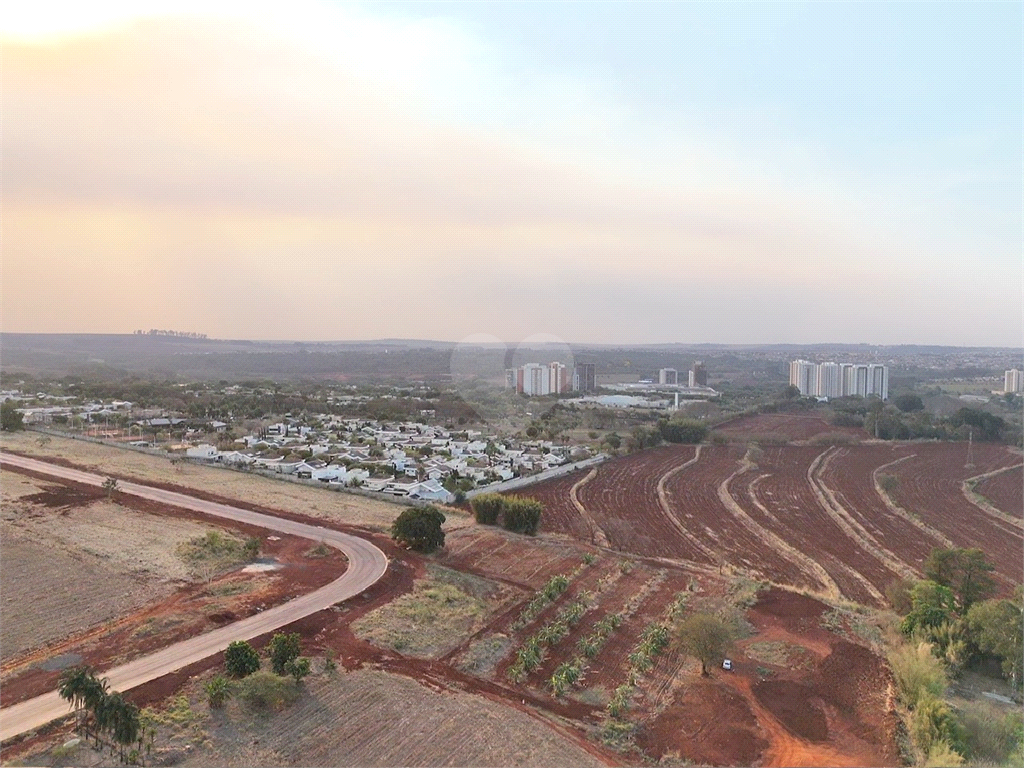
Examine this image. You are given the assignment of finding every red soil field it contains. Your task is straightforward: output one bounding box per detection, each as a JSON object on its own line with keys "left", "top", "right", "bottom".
{"left": 885, "top": 443, "right": 1024, "bottom": 587}
{"left": 662, "top": 444, "right": 811, "bottom": 587}
{"left": 713, "top": 413, "right": 867, "bottom": 441}
{"left": 815, "top": 443, "right": 942, "bottom": 574}
{"left": 637, "top": 588, "right": 900, "bottom": 767}
{"left": 437, "top": 528, "right": 585, "bottom": 589}
{"left": 729, "top": 445, "right": 903, "bottom": 605}
{"left": 976, "top": 465, "right": 1023, "bottom": 519}
{"left": 575, "top": 444, "right": 709, "bottom": 562}
{"left": 524, "top": 469, "right": 593, "bottom": 541}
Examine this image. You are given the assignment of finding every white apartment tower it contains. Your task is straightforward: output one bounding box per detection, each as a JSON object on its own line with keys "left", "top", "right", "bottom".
{"left": 658, "top": 368, "right": 678, "bottom": 385}
{"left": 868, "top": 364, "right": 889, "bottom": 401}
{"left": 789, "top": 360, "right": 818, "bottom": 396}
{"left": 521, "top": 363, "right": 548, "bottom": 396}
{"left": 816, "top": 362, "right": 842, "bottom": 398}
{"left": 790, "top": 359, "right": 889, "bottom": 400}
{"left": 1005, "top": 369, "right": 1024, "bottom": 394}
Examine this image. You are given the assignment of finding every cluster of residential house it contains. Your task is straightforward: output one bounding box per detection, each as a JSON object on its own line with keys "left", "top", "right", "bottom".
{"left": 184, "top": 417, "right": 590, "bottom": 505}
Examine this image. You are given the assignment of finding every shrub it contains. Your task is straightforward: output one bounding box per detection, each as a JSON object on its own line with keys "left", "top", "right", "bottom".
{"left": 224, "top": 640, "right": 260, "bottom": 678}
{"left": 285, "top": 657, "right": 311, "bottom": 684}
{"left": 502, "top": 496, "right": 543, "bottom": 535}
{"left": 237, "top": 671, "right": 300, "bottom": 711}
{"left": 912, "top": 694, "right": 964, "bottom": 761}
{"left": 470, "top": 493, "right": 504, "bottom": 525}
{"left": 268, "top": 632, "right": 302, "bottom": 676}
{"left": 958, "top": 701, "right": 1024, "bottom": 765}
{"left": 204, "top": 675, "right": 232, "bottom": 708}
{"left": 888, "top": 642, "right": 947, "bottom": 710}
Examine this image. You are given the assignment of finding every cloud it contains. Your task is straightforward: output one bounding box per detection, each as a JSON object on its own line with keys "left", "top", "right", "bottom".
{"left": 1, "top": 10, "right": 1018, "bottom": 345}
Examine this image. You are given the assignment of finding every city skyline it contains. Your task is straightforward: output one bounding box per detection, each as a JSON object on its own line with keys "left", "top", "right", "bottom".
{"left": 2, "top": 1, "right": 1020, "bottom": 347}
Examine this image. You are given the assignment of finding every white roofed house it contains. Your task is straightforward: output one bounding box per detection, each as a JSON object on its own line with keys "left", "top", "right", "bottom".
{"left": 185, "top": 444, "right": 219, "bottom": 460}
{"left": 219, "top": 451, "right": 255, "bottom": 466}
{"left": 407, "top": 479, "right": 455, "bottom": 505}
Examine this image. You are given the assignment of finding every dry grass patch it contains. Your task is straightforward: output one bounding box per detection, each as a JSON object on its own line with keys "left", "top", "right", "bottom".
{"left": 744, "top": 640, "right": 816, "bottom": 670}
{"left": 454, "top": 634, "right": 512, "bottom": 677}
{"left": 1, "top": 431, "right": 404, "bottom": 530}
{"left": 176, "top": 530, "right": 255, "bottom": 580}
{"left": 353, "top": 565, "right": 515, "bottom": 658}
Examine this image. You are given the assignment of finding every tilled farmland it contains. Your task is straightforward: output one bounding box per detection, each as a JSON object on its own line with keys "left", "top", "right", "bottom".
{"left": 515, "top": 430, "right": 1023, "bottom": 604}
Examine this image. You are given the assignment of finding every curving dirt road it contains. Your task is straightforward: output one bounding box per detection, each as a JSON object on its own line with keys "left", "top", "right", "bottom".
{"left": 0, "top": 453, "right": 390, "bottom": 743}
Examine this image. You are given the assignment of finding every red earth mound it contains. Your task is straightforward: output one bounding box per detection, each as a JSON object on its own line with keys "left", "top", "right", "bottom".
{"left": 636, "top": 676, "right": 767, "bottom": 766}
{"left": 752, "top": 679, "right": 829, "bottom": 741}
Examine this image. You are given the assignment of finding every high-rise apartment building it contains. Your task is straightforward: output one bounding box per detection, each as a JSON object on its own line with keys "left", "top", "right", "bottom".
{"left": 790, "top": 360, "right": 888, "bottom": 400}
{"left": 690, "top": 361, "right": 708, "bottom": 387}
{"left": 789, "top": 360, "right": 818, "bottom": 396}
{"left": 816, "top": 362, "right": 842, "bottom": 398}
{"left": 868, "top": 364, "right": 889, "bottom": 401}
{"left": 658, "top": 368, "right": 678, "bottom": 385}
{"left": 1005, "top": 369, "right": 1024, "bottom": 394}
{"left": 572, "top": 364, "right": 596, "bottom": 392}
{"left": 508, "top": 362, "right": 571, "bottom": 396}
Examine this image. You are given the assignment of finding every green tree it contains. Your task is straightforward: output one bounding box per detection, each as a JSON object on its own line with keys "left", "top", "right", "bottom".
{"left": 1, "top": 400, "right": 24, "bottom": 431}
{"left": 58, "top": 665, "right": 94, "bottom": 730}
{"left": 924, "top": 548, "right": 997, "bottom": 612}
{"left": 676, "top": 613, "right": 734, "bottom": 676}
{"left": 901, "top": 581, "right": 957, "bottom": 635}
{"left": 105, "top": 691, "right": 141, "bottom": 761}
{"left": 102, "top": 477, "right": 119, "bottom": 498}
{"left": 285, "top": 656, "right": 312, "bottom": 683}
{"left": 268, "top": 632, "right": 302, "bottom": 676}
{"left": 224, "top": 640, "right": 261, "bottom": 678}
{"left": 391, "top": 505, "right": 446, "bottom": 552}
{"left": 894, "top": 393, "right": 925, "bottom": 412}
{"left": 658, "top": 418, "right": 708, "bottom": 444}
{"left": 966, "top": 595, "right": 1024, "bottom": 689}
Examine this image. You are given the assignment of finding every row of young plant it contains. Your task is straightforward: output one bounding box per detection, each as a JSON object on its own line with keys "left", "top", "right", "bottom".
{"left": 511, "top": 558, "right": 594, "bottom": 631}
{"left": 507, "top": 592, "right": 594, "bottom": 683}
{"left": 550, "top": 569, "right": 682, "bottom": 698}
{"left": 605, "top": 592, "right": 689, "bottom": 720}
{"left": 548, "top": 611, "right": 625, "bottom": 697}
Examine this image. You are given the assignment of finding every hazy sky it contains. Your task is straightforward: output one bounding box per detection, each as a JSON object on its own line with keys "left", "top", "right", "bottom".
{"left": 2, "top": 1, "right": 1021, "bottom": 346}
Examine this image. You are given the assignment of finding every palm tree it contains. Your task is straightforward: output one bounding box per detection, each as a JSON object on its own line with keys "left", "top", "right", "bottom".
{"left": 57, "top": 666, "right": 91, "bottom": 730}
{"left": 81, "top": 674, "right": 110, "bottom": 744}
{"left": 104, "top": 692, "right": 140, "bottom": 761}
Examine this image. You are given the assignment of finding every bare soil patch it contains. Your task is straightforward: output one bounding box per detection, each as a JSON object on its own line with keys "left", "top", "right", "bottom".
{"left": 713, "top": 413, "right": 867, "bottom": 442}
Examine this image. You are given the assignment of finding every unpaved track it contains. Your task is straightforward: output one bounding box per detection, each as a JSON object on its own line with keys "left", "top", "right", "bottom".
{"left": 0, "top": 454, "right": 389, "bottom": 743}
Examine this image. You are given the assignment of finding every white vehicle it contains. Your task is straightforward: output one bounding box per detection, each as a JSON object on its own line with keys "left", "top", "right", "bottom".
{"left": 722, "top": 659, "right": 733, "bottom": 671}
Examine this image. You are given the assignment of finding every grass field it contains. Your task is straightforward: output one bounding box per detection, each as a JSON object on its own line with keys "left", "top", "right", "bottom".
{"left": 0, "top": 431, "right": 470, "bottom": 533}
